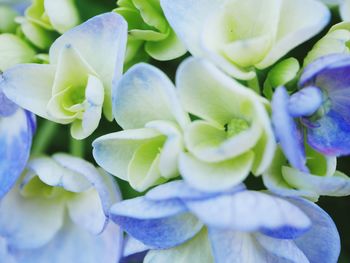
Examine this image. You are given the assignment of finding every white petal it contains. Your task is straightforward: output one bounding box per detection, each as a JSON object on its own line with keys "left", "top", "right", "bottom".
{"left": 113, "top": 63, "right": 189, "bottom": 130}
{"left": 1, "top": 64, "right": 57, "bottom": 122}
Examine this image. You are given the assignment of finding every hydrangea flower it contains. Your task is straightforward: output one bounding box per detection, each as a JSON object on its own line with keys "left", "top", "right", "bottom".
{"left": 14, "top": 0, "right": 80, "bottom": 50}
{"left": 176, "top": 58, "right": 275, "bottom": 192}
{"left": 272, "top": 54, "right": 350, "bottom": 170}
{"left": 111, "top": 180, "right": 340, "bottom": 263}
{"left": 161, "top": 0, "right": 330, "bottom": 80}
{"left": 269, "top": 54, "right": 350, "bottom": 199}
{"left": 93, "top": 57, "right": 275, "bottom": 192}
{"left": 1, "top": 13, "right": 127, "bottom": 139}
{"left": 115, "top": 0, "right": 186, "bottom": 66}
{"left": 93, "top": 62, "right": 190, "bottom": 192}
{"left": 0, "top": 90, "right": 35, "bottom": 198}
{"left": 0, "top": 153, "right": 122, "bottom": 263}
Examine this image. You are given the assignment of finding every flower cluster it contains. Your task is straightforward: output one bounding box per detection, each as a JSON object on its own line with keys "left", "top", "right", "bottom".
{"left": 1, "top": 0, "right": 350, "bottom": 262}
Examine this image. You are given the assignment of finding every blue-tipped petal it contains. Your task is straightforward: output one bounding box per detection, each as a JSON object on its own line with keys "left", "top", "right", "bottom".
{"left": 272, "top": 86, "right": 308, "bottom": 172}
{"left": 0, "top": 108, "right": 34, "bottom": 197}
{"left": 307, "top": 109, "right": 350, "bottom": 155}
{"left": 291, "top": 198, "right": 341, "bottom": 263}
{"left": 288, "top": 86, "right": 323, "bottom": 117}
{"left": 186, "top": 191, "right": 311, "bottom": 238}
{"left": 110, "top": 197, "right": 203, "bottom": 249}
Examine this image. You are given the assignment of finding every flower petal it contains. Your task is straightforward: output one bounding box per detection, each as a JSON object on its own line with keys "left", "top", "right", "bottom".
{"left": 110, "top": 197, "right": 203, "bottom": 249}
{"left": 93, "top": 128, "right": 162, "bottom": 181}
{"left": 113, "top": 63, "right": 189, "bottom": 130}
{"left": 160, "top": 0, "right": 220, "bottom": 57}
{"left": 0, "top": 183, "right": 65, "bottom": 250}
{"left": 144, "top": 229, "right": 213, "bottom": 263}
{"left": 256, "top": 0, "right": 330, "bottom": 69}
{"left": 290, "top": 198, "right": 341, "bottom": 263}
{"left": 11, "top": 221, "right": 123, "bottom": 263}
{"left": 1, "top": 64, "right": 57, "bottom": 122}
{"left": 44, "top": 0, "right": 80, "bottom": 33}
{"left": 272, "top": 86, "right": 309, "bottom": 172}
{"left": 186, "top": 191, "right": 311, "bottom": 238}
{"left": 179, "top": 152, "right": 254, "bottom": 192}
{"left": 0, "top": 108, "right": 33, "bottom": 197}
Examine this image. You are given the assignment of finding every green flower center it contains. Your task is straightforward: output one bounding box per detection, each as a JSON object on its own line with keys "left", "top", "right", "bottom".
{"left": 225, "top": 118, "right": 249, "bottom": 138}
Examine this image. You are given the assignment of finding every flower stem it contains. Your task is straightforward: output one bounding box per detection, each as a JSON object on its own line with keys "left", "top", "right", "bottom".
{"left": 70, "top": 136, "right": 85, "bottom": 158}
{"left": 31, "top": 120, "right": 58, "bottom": 156}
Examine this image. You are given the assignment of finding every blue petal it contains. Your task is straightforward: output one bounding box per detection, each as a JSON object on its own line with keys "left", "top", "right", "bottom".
{"left": 272, "top": 86, "right": 308, "bottom": 172}
{"left": 288, "top": 86, "right": 323, "bottom": 117}
{"left": 290, "top": 198, "right": 341, "bottom": 263}
{"left": 0, "top": 91, "right": 17, "bottom": 117}
{"left": 307, "top": 109, "right": 350, "bottom": 155}
{"left": 186, "top": 191, "right": 311, "bottom": 238}
{"left": 0, "top": 108, "right": 34, "bottom": 197}
{"left": 109, "top": 197, "right": 203, "bottom": 249}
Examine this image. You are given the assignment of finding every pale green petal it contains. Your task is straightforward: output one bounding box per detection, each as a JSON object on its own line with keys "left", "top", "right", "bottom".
{"left": 144, "top": 229, "right": 213, "bottom": 263}
{"left": 146, "top": 120, "right": 183, "bottom": 179}
{"left": 185, "top": 120, "right": 261, "bottom": 163}
{"left": 93, "top": 128, "right": 162, "bottom": 181}
{"left": 1, "top": 64, "right": 57, "bottom": 121}
{"left": 145, "top": 29, "right": 187, "bottom": 61}
{"left": 70, "top": 75, "right": 104, "bottom": 139}
{"left": 0, "top": 34, "right": 36, "bottom": 71}
{"left": 256, "top": 0, "right": 330, "bottom": 68}
{"left": 179, "top": 152, "right": 254, "bottom": 192}
{"left": 128, "top": 136, "right": 166, "bottom": 191}
{"left": 132, "top": 0, "right": 165, "bottom": 32}
{"left": 19, "top": 19, "right": 57, "bottom": 50}
{"left": 26, "top": 0, "right": 53, "bottom": 30}
{"left": 44, "top": 0, "right": 80, "bottom": 33}
{"left": 0, "top": 6, "right": 18, "bottom": 33}
{"left": 202, "top": 0, "right": 280, "bottom": 70}
{"left": 176, "top": 58, "right": 260, "bottom": 126}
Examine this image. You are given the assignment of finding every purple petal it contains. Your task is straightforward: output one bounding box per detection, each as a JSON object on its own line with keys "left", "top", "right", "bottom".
{"left": 109, "top": 197, "right": 203, "bottom": 249}
{"left": 307, "top": 109, "right": 350, "bottom": 155}
{"left": 0, "top": 108, "right": 33, "bottom": 197}
{"left": 299, "top": 54, "right": 350, "bottom": 87}
{"left": 272, "top": 86, "right": 309, "bottom": 172}
{"left": 288, "top": 86, "right": 323, "bottom": 117}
